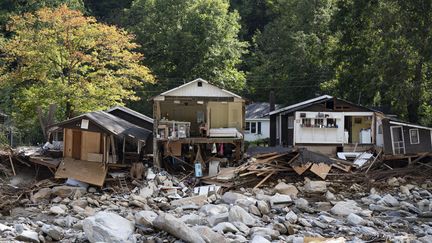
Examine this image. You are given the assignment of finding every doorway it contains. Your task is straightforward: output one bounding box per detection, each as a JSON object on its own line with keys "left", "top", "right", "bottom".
{"left": 390, "top": 126, "right": 405, "bottom": 155}
{"left": 72, "top": 130, "right": 82, "bottom": 160}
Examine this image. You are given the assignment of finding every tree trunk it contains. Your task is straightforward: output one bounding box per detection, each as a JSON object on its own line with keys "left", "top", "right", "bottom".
{"left": 407, "top": 59, "right": 423, "bottom": 124}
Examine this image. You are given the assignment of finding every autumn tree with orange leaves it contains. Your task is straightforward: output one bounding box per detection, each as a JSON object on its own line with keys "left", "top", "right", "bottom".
{"left": 0, "top": 5, "right": 153, "bottom": 138}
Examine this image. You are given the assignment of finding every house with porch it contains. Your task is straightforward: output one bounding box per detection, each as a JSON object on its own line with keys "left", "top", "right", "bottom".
{"left": 269, "top": 95, "right": 432, "bottom": 157}
{"left": 150, "top": 78, "right": 245, "bottom": 168}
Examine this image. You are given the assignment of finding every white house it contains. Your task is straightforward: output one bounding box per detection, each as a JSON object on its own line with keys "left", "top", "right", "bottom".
{"left": 245, "top": 103, "right": 277, "bottom": 142}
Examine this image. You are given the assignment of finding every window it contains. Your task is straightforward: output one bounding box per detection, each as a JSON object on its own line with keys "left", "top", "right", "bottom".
{"left": 377, "top": 124, "right": 383, "bottom": 134}
{"left": 251, "top": 122, "right": 257, "bottom": 133}
{"left": 327, "top": 118, "right": 337, "bottom": 128}
{"left": 245, "top": 122, "right": 250, "bottom": 132}
{"left": 197, "top": 81, "right": 203, "bottom": 87}
{"left": 197, "top": 111, "right": 205, "bottom": 124}
{"left": 288, "top": 116, "right": 294, "bottom": 129}
{"left": 301, "top": 118, "right": 311, "bottom": 127}
{"left": 410, "top": 129, "right": 420, "bottom": 144}
{"left": 257, "top": 122, "right": 262, "bottom": 134}
{"left": 314, "top": 119, "right": 324, "bottom": 127}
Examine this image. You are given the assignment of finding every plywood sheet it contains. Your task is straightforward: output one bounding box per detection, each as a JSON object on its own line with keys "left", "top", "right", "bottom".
{"left": 167, "top": 141, "right": 182, "bottom": 156}
{"left": 64, "top": 129, "right": 73, "bottom": 158}
{"left": 309, "top": 163, "right": 331, "bottom": 179}
{"left": 291, "top": 162, "right": 312, "bottom": 175}
{"left": 55, "top": 158, "right": 107, "bottom": 186}
{"left": 81, "top": 131, "right": 101, "bottom": 161}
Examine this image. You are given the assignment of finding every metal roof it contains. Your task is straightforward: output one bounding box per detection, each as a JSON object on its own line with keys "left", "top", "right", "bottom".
{"left": 106, "top": 106, "right": 154, "bottom": 123}
{"left": 54, "top": 111, "right": 152, "bottom": 141}
{"left": 246, "top": 102, "right": 281, "bottom": 119}
{"left": 268, "top": 95, "right": 333, "bottom": 116}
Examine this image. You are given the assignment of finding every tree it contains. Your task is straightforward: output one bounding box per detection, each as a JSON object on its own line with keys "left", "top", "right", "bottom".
{"left": 123, "top": 0, "right": 247, "bottom": 92}
{"left": 248, "top": 0, "right": 337, "bottom": 104}
{"left": 0, "top": 5, "right": 153, "bottom": 137}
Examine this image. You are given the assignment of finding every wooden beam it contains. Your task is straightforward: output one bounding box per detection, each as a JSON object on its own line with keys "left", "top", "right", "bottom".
{"left": 253, "top": 172, "right": 275, "bottom": 189}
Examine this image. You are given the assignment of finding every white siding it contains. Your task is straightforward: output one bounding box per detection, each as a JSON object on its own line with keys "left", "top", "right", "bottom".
{"left": 245, "top": 119, "right": 270, "bottom": 142}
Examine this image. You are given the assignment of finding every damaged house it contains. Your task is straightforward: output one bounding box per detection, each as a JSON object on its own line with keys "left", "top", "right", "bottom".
{"left": 51, "top": 108, "right": 153, "bottom": 186}
{"left": 269, "top": 95, "right": 432, "bottom": 158}
{"left": 151, "top": 78, "right": 245, "bottom": 168}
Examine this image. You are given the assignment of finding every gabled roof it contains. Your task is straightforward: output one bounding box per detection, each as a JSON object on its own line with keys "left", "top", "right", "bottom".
{"left": 107, "top": 106, "right": 153, "bottom": 123}
{"left": 152, "top": 78, "right": 243, "bottom": 100}
{"left": 54, "top": 111, "right": 152, "bottom": 141}
{"left": 246, "top": 102, "right": 281, "bottom": 119}
{"left": 269, "top": 95, "right": 333, "bottom": 116}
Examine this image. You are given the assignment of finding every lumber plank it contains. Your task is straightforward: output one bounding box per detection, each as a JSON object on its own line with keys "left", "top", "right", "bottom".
{"left": 253, "top": 171, "right": 275, "bottom": 189}
{"left": 309, "top": 163, "right": 331, "bottom": 179}
{"left": 291, "top": 162, "right": 312, "bottom": 175}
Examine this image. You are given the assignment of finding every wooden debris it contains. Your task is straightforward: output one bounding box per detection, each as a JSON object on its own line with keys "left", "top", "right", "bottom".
{"left": 292, "top": 162, "right": 312, "bottom": 175}
{"left": 309, "top": 163, "right": 331, "bottom": 179}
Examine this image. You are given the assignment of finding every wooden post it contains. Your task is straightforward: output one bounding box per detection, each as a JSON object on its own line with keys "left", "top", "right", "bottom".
{"left": 122, "top": 137, "right": 126, "bottom": 163}
{"left": 110, "top": 135, "right": 116, "bottom": 163}
{"left": 153, "top": 101, "right": 161, "bottom": 168}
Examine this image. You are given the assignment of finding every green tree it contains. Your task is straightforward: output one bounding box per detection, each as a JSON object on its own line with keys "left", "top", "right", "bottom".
{"left": 248, "top": 0, "right": 337, "bottom": 104}
{"left": 123, "top": 0, "right": 247, "bottom": 93}
{"left": 0, "top": 5, "right": 154, "bottom": 138}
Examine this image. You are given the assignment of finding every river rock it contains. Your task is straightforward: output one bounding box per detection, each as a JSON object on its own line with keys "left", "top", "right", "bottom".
{"left": 153, "top": 212, "right": 205, "bottom": 243}
{"left": 135, "top": 210, "right": 158, "bottom": 227}
{"left": 331, "top": 200, "right": 362, "bottom": 216}
{"left": 222, "top": 192, "right": 246, "bottom": 204}
{"left": 213, "top": 222, "right": 239, "bottom": 234}
{"left": 31, "top": 188, "right": 52, "bottom": 202}
{"left": 52, "top": 186, "right": 86, "bottom": 198}
{"left": 304, "top": 180, "right": 327, "bottom": 193}
{"left": 41, "top": 224, "right": 64, "bottom": 241}
{"left": 275, "top": 182, "right": 299, "bottom": 197}
{"left": 347, "top": 213, "right": 365, "bottom": 226}
{"left": 83, "top": 211, "right": 135, "bottom": 243}
{"left": 193, "top": 226, "right": 228, "bottom": 243}
{"left": 228, "top": 205, "right": 256, "bottom": 226}
{"left": 16, "top": 230, "right": 40, "bottom": 243}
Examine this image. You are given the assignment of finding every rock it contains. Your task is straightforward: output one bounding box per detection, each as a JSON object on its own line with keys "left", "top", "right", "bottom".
{"left": 83, "top": 211, "right": 135, "bottom": 243}
{"left": 312, "top": 219, "right": 327, "bottom": 229}
{"left": 400, "top": 201, "right": 421, "bottom": 214}
{"left": 273, "top": 222, "right": 287, "bottom": 234}
{"left": 257, "top": 200, "right": 270, "bottom": 215}
{"left": 213, "top": 222, "right": 239, "bottom": 234}
{"left": 379, "top": 194, "right": 399, "bottom": 207}
{"left": 135, "top": 210, "right": 158, "bottom": 227}
{"left": 52, "top": 186, "right": 86, "bottom": 198}
{"left": 16, "top": 230, "right": 40, "bottom": 243}
{"left": 41, "top": 224, "right": 64, "bottom": 241}
{"left": 285, "top": 211, "right": 298, "bottom": 224}
{"left": 192, "top": 226, "right": 228, "bottom": 243}
{"left": 347, "top": 213, "right": 365, "bottom": 226}
{"left": 251, "top": 235, "right": 271, "bottom": 243}
{"left": 326, "top": 191, "right": 337, "bottom": 201}
{"left": 359, "top": 226, "right": 379, "bottom": 237}
{"left": 419, "top": 235, "right": 432, "bottom": 243}
{"left": 249, "top": 204, "right": 261, "bottom": 216}
{"left": 49, "top": 205, "right": 66, "bottom": 215}
{"left": 0, "top": 223, "right": 13, "bottom": 232}
{"left": 269, "top": 193, "right": 292, "bottom": 207}
{"left": 139, "top": 186, "right": 154, "bottom": 198}
{"left": 235, "top": 197, "right": 257, "bottom": 208}
{"left": 304, "top": 180, "right": 327, "bottom": 193}
{"left": 232, "top": 221, "right": 250, "bottom": 235}
{"left": 369, "top": 204, "right": 393, "bottom": 212}
{"left": 228, "top": 205, "right": 256, "bottom": 226}
{"left": 180, "top": 214, "right": 207, "bottom": 226}
{"left": 330, "top": 200, "right": 362, "bottom": 216}
{"left": 221, "top": 192, "right": 246, "bottom": 204}
{"left": 294, "top": 198, "right": 309, "bottom": 209}
{"left": 31, "top": 188, "right": 52, "bottom": 202}
{"left": 250, "top": 227, "right": 280, "bottom": 240}
{"left": 70, "top": 199, "right": 88, "bottom": 209}
{"left": 153, "top": 212, "right": 205, "bottom": 243}
{"left": 207, "top": 212, "right": 229, "bottom": 226}
{"left": 298, "top": 218, "right": 312, "bottom": 227}
{"left": 171, "top": 195, "right": 208, "bottom": 207}
{"left": 387, "top": 177, "right": 399, "bottom": 186}
{"left": 275, "top": 182, "right": 299, "bottom": 197}
{"left": 400, "top": 185, "right": 411, "bottom": 195}
{"left": 199, "top": 204, "right": 228, "bottom": 216}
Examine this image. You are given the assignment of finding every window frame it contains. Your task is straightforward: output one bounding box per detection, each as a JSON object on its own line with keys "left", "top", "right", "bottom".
{"left": 409, "top": 129, "right": 420, "bottom": 144}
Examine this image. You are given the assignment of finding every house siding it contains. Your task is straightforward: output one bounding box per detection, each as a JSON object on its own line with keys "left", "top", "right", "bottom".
{"left": 403, "top": 126, "right": 431, "bottom": 154}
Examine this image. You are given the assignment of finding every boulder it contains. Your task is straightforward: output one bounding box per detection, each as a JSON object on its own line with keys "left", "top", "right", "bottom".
{"left": 15, "top": 230, "right": 40, "bottom": 243}
{"left": 52, "top": 186, "right": 86, "bottom": 198}
{"left": 257, "top": 200, "right": 270, "bottom": 215}
{"left": 232, "top": 221, "right": 250, "bottom": 235}
{"left": 285, "top": 211, "right": 298, "bottom": 224}
{"left": 207, "top": 212, "right": 229, "bottom": 226}
{"left": 41, "top": 224, "right": 64, "bottom": 241}
{"left": 135, "top": 210, "right": 158, "bottom": 227}
{"left": 49, "top": 205, "right": 66, "bottom": 215}
{"left": 31, "top": 188, "right": 52, "bottom": 202}
{"left": 193, "top": 226, "right": 228, "bottom": 243}
{"left": 347, "top": 213, "right": 365, "bottom": 226}
{"left": 153, "top": 212, "right": 205, "bottom": 243}
{"left": 330, "top": 200, "right": 362, "bottom": 216}
{"left": 251, "top": 235, "right": 271, "bottom": 243}
{"left": 221, "top": 192, "right": 246, "bottom": 204}
{"left": 180, "top": 214, "right": 207, "bottom": 226}
{"left": 379, "top": 194, "right": 399, "bottom": 207}
{"left": 83, "top": 211, "right": 135, "bottom": 243}
{"left": 250, "top": 227, "right": 280, "bottom": 240}
{"left": 275, "top": 182, "right": 299, "bottom": 197}
{"left": 228, "top": 205, "right": 256, "bottom": 226}
{"left": 199, "top": 204, "right": 228, "bottom": 216}
{"left": 170, "top": 195, "right": 208, "bottom": 207}
{"left": 212, "top": 222, "right": 239, "bottom": 234}
{"left": 304, "top": 180, "right": 327, "bottom": 193}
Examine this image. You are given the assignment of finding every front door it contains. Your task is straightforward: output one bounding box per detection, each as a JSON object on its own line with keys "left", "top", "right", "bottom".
{"left": 72, "top": 130, "right": 82, "bottom": 160}
{"left": 390, "top": 126, "right": 405, "bottom": 155}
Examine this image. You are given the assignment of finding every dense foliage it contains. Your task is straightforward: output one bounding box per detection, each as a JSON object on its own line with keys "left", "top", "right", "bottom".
{"left": 0, "top": 0, "right": 431, "bottom": 144}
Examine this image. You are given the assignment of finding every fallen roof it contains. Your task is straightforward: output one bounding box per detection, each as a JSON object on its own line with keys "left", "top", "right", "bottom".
{"left": 246, "top": 102, "right": 281, "bottom": 119}
{"left": 106, "top": 106, "right": 153, "bottom": 123}
{"left": 54, "top": 111, "right": 152, "bottom": 141}
{"left": 388, "top": 118, "right": 432, "bottom": 131}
